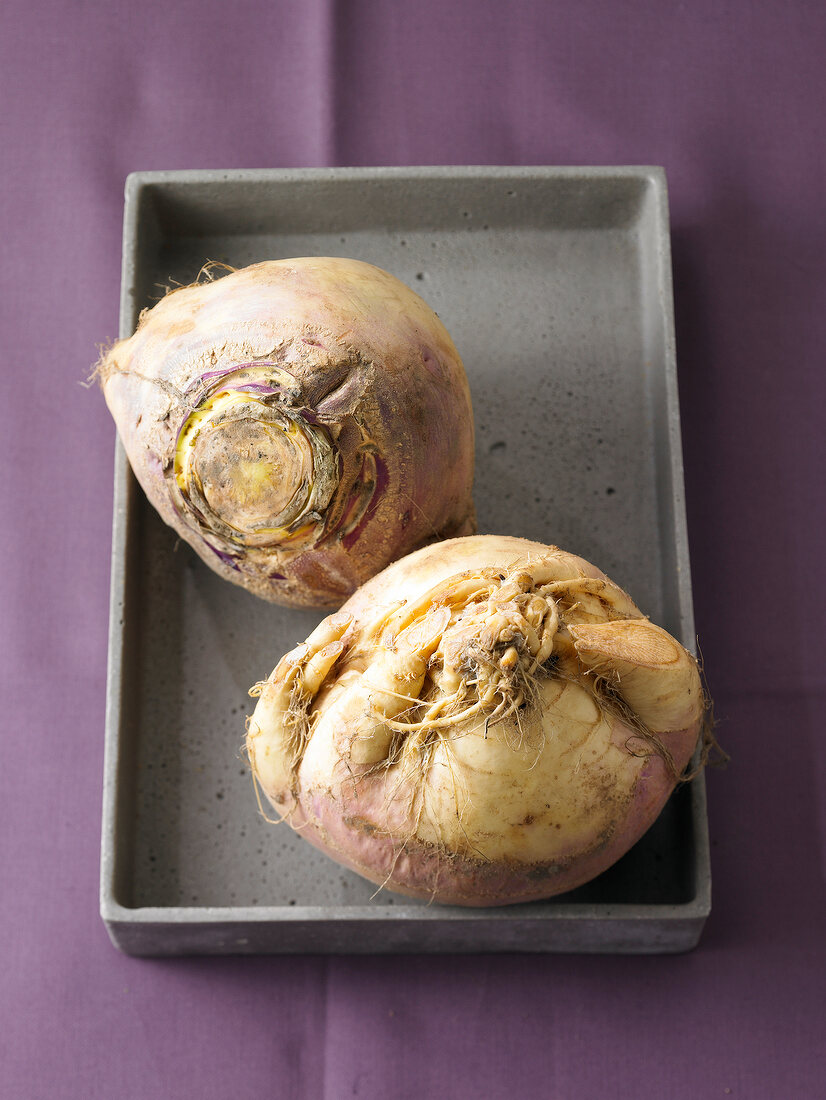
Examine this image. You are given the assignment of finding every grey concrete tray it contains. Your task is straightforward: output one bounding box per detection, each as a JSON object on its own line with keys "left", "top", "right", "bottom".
{"left": 100, "top": 166, "right": 710, "bottom": 955}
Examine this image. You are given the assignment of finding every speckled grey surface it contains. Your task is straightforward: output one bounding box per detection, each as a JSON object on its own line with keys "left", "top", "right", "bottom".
{"left": 100, "top": 167, "right": 709, "bottom": 954}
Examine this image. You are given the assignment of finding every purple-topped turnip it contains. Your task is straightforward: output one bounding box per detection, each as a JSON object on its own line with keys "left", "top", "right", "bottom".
{"left": 97, "top": 258, "right": 476, "bottom": 607}
{"left": 247, "top": 535, "right": 710, "bottom": 906}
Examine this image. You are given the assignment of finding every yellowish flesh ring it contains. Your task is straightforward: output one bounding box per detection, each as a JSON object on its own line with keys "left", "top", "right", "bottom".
{"left": 173, "top": 385, "right": 336, "bottom": 546}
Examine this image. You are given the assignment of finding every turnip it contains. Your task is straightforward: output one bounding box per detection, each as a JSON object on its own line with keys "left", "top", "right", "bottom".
{"left": 246, "top": 535, "right": 709, "bottom": 906}
{"left": 97, "top": 258, "right": 476, "bottom": 607}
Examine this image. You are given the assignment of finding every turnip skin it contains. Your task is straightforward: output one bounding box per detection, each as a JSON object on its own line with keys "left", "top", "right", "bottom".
{"left": 99, "top": 258, "right": 476, "bottom": 607}
{"left": 247, "top": 536, "right": 705, "bottom": 906}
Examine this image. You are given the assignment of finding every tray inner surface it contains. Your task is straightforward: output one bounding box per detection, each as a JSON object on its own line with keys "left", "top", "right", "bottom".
{"left": 112, "top": 171, "right": 699, "bottom": 915}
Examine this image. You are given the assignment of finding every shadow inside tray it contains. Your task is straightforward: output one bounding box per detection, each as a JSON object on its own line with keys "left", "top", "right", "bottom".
{"left": 550, "top": 785, "right": 696, "bottom": 906}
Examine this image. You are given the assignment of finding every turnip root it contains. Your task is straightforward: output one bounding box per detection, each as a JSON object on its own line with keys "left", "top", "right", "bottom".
{"left": 247, "top": 535, "right": 708, "bottom": 906}
{"left": 97, "top": 258, "right": 476, "bottom": 607}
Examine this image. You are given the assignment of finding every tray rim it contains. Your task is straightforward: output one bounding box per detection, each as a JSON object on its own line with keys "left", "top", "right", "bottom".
{"left": 100, "top": 164, "right": 710, "bottom": 953}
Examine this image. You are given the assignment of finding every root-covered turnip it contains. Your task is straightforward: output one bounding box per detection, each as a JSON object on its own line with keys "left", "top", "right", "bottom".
{"left": 97, "top": 258, "right": 476, "bottom": 607}
{"left": 246, "top": 535, "right": 709, "bottom": 906}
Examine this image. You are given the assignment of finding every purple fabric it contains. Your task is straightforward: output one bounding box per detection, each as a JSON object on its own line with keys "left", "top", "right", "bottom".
{"left": 2, "top": 0, "right": 824, "bottom": 1096}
